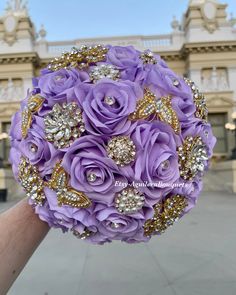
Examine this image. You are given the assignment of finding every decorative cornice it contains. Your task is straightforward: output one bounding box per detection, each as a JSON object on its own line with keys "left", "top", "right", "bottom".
{"left": 0, "top": 52, "right": 40, "bottom": 65}
{"left": 37, "top": 41, "right": 236, "bottom": 67}
{"left": 182, "top": 41, "right": 236, "bottom": 56}
{"left": 152, "top": 41, "right": 236, "bottom": 62}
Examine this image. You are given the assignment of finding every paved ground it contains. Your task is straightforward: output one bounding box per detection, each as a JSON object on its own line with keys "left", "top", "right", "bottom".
{"left": 1, "top": 191, "right": 236, "bottom": 295}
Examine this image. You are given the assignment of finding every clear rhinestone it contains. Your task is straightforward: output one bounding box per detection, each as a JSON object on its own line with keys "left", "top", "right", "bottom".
{"left": 87, "top": 173, "right": 97, "bottom": 183}
{"left": 111, "top": 222, "right": 120, "bottom": 229}
{"left": 172, "top": 79, "right": 180, "bottom": 87}
{"left": 104, "top": 96, "right": 115, "bottom": 106}
{"left": 30, "top": 143, "right": 38, "bottom": 153}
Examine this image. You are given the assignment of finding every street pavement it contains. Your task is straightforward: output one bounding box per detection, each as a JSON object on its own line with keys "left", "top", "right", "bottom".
{"left": 1, "top": 191, "right": 236, "bottom": 295}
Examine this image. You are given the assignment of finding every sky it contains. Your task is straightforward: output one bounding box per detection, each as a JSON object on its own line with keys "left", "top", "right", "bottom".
{"left": 0, "top": 0, "right": 235, "bottom": 41}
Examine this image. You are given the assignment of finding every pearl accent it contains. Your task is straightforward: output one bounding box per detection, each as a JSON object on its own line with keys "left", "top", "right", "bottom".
{"left": 115, "top": 187, "right": 145, "bottom": 214}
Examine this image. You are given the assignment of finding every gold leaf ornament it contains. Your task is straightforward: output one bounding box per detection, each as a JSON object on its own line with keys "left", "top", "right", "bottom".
{"left": 144, "top": 195, "right": 188, "bottom": 237}
{"left": 21, "top": 94, "right": 45, "bottom": 138}
{"left": 48, "top": 162, "right": 92, "bottom": 208}
{"left": 18, "top": 157, "right": 46, "bottom": 206}
{"left": 47, "top": 44, "right": 109, "bottom": 71}
{"left": 184, "top": 77, "right": 208, "bottom": 122}
{"left": 129, "top": 88, "right": 180, "bottom": 133}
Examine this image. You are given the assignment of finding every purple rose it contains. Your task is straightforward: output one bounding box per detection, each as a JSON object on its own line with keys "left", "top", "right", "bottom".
{"left": 78, "top": 79, "right": 141, "bottom": 135}
{"left": 128, "top": 122, "right": 180, "bottom": 204}
{"left": 172, "top": 95, "right": 196, "bottom": 124}
{"left": 36, "top": 68, "right": 89, "bottom": 106}
{"left": 18, "top": 116, "right": 61, "bottom": 175}
{"left": 137, "top": 65, "right": 192, "bottom": 99}
{"left": 182, "top": 119, "right": 216, "bottom": 157}
{"left": 62, "top": 135, "right": 127, "bottom": 205}
{"left": 73, "top": 202, "right": 153, "bottom": 244}
{"left": 32, "top": 187, "right": 75, "bottom": 231}
{"left": 9, "top": 111, "right": 22, "bottom": 141}
{"left": 105, "top": 45, "right": 142, "bottom": 81}
{"left": 9, "top": 144, "right": 22, "bottom": 179}
{"left": 170, "top": 178, "right": 203, "bottom": 213}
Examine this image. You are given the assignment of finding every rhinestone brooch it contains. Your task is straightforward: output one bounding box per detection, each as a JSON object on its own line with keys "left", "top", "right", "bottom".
{"left": 107, "top": 136, "right": 136, "bottom": 166}
{"left": 18, "top": 157, "right": 46, "bottom": 206}
{"left": 184, "top": 77, "right": 208, "bottom": 122}
{"left": 21, "top": 94, "right": 44, "bottom": 138}
{"left": 129, "top": 88, "right": 180, "bottom": 133}
{"left": 44, "top": 102, "right": 85, "bottom": 149}
{"left": 48, "top": 44, "right": 108, "bottom": 71}
{"left": 89, "top": 64, "right": 120, "bottom": 83}
{"left": 48, "top": 162, "right": 92, "bottom": 208}
{"left": 178, "top": 136, "right": 208, "bottom": 180}
{"left": 72, "top": 228, "right": 93, "bottom": 240}
{"left": 115, "top": 187, "right": 145, "bottom": 214}
{"left": 144, "top": 195, "right": 188, "bottom": 236}
{"left": 140, "top": 50, "right": 157, "bottom": 64}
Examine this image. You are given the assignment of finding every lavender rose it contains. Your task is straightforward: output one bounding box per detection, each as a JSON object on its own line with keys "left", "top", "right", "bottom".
{"left": 35, "top": 68, "right": 89, "bottom": 106}
{"left": 129, "top": 122, "right": 180, "bottom": 204}
{"left": 62, "top": 135, "right": 127, "bottom": 205}
{"left": 77, "top": 79, "right": 141, "bottom": 135}
{"left": 105, "top": 45, "right": 142, "bottom": 81}
{"left": 182, "top": 119, "right": 216, "bottom": 157}
{"left": 72, "top": 202, "right": 153, "bottom": 244}
{"left": 18, "top": 116, "right": 61, "bottom": 175}
{"left": 138, "top": 65, "right": 193, "bottom": 99}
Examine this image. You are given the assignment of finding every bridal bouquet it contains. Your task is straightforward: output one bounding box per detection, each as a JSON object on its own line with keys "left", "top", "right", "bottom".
{"left": 9, "top": 44, "right": 216, "bottom": 244}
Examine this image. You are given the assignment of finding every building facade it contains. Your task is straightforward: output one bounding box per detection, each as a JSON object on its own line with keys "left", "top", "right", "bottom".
{"left": 0, "top": 0, "right": 236, "bottom": 196}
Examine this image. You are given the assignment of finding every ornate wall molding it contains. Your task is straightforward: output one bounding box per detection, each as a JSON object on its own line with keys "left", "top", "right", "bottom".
{"left": 0, "top": 53, "right": 39, "bottom": 65}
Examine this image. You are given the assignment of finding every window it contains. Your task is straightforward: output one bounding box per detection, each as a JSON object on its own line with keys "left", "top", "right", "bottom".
{"left": 208, "top": 113, "right": 227, "bottom": 153}
{"left": 1, "top": 122, "right": 11, "bottom": 164}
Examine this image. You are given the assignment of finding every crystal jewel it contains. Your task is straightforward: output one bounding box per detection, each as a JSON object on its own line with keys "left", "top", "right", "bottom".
{"left": 48, "top": 162, "right": 92, "bottom": 208}
{"left": 144, "top": 195, "right": 188, "bottom": 236}
{"left": 72, "top": 228, "right": 93, "bottom": 240}
{"left": 107, "top": 136, "right": 136, "bottom": 166}
{"left": 172, "top": 79, "right": 180, "bottom": 86}
{"left": 29, "top": 143, "right": 38, "bottom": 153}
{"left": 110, "top": 222, "right": 120, "bottom": 229}
{"left": 87, "top": 173, "right": 97, "bottom": 183}
{"left": 184, "top": 77, "right": 208, "bottom": 122}
{"left": 48, "top": 44, "right": 109, "bottom": 71}
{"left": 89, "top": 64, "right": 120, "bottom": 83}
{"left": 44, "top": 102, "right": 85, "bottom": 149}
{"left": 18, "top": 157, "right": 46, "bottom": 206}
{"left": 21, "top": 94, "right": 44, "bottom": 138}
{"left": 140, "top": 50, "right": 157, "bottom": 64}
{"left": 178, "top": 136, "right": 208, "bottom": 180}
{"left": 104, "top": 96, "right": 115, "bottom": 105}
{"left": 115, "top": 187, "right": 145, "bottom": 214}
{"left": 129, "top": 88, "right": 180, "bottom": 133}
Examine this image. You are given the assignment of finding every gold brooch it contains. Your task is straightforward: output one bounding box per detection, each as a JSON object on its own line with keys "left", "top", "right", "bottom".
{"left": 129, "top": 88, "right": 180, "bottom": 133}
{"left": 144, "top": 195, "right": 188, "bottom": 237}
{"left": 21, "top": 94, "right": 44, "bottom": 138}
{"left": 140, "top": 50, "right": 157, "bottom": 64}
{"left": 18, "top": 157, "right": 46, "bottom": 206}
{"left": 48, "top": 44, "right": 108, "bottom": 71}
{"left": 48, "top": 162, "right": 92, "bottom": 208}
{"left": 178, "top": 136, "right": 208, "bottom": 180}
{"left": 184, "top": 77, "right": 208, "bottom": 122}
{"left": 72, "top": 228, "right": 93, "bottom": 240}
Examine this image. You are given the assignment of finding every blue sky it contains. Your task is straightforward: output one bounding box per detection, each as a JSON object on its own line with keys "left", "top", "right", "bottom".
{"left": 0, "top": 0, "right": 235, "bottom": 41}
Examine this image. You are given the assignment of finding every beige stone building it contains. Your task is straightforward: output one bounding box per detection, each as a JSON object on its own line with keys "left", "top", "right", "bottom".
{"left": 0, "top": 0, "right": 236, "bottom": 197}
